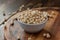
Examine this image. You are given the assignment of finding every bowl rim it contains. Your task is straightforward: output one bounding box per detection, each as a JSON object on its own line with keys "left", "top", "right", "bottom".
{"left": 18, "top": 17, "right": 48, "bottom": 25}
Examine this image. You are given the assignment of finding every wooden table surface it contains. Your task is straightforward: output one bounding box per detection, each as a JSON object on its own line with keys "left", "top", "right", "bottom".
{"left": 51, "top": 12, "right": 60, "bottom": 40}
{"left": 4, "top": 8, "right": 60, "bottom": 40}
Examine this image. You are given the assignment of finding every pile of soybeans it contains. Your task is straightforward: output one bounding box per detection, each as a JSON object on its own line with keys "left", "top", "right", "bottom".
{"left": 19, "top": 9, "right": 48, "bottom": 24}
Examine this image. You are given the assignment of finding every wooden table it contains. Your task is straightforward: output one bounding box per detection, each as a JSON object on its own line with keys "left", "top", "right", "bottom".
{"left": 4, "top": 8, "right": 60, "bottom": 40}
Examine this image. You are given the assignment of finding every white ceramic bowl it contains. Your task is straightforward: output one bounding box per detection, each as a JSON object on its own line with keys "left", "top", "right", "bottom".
{"left": 18, "top": 17, "right": 48, "bottom": 33}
